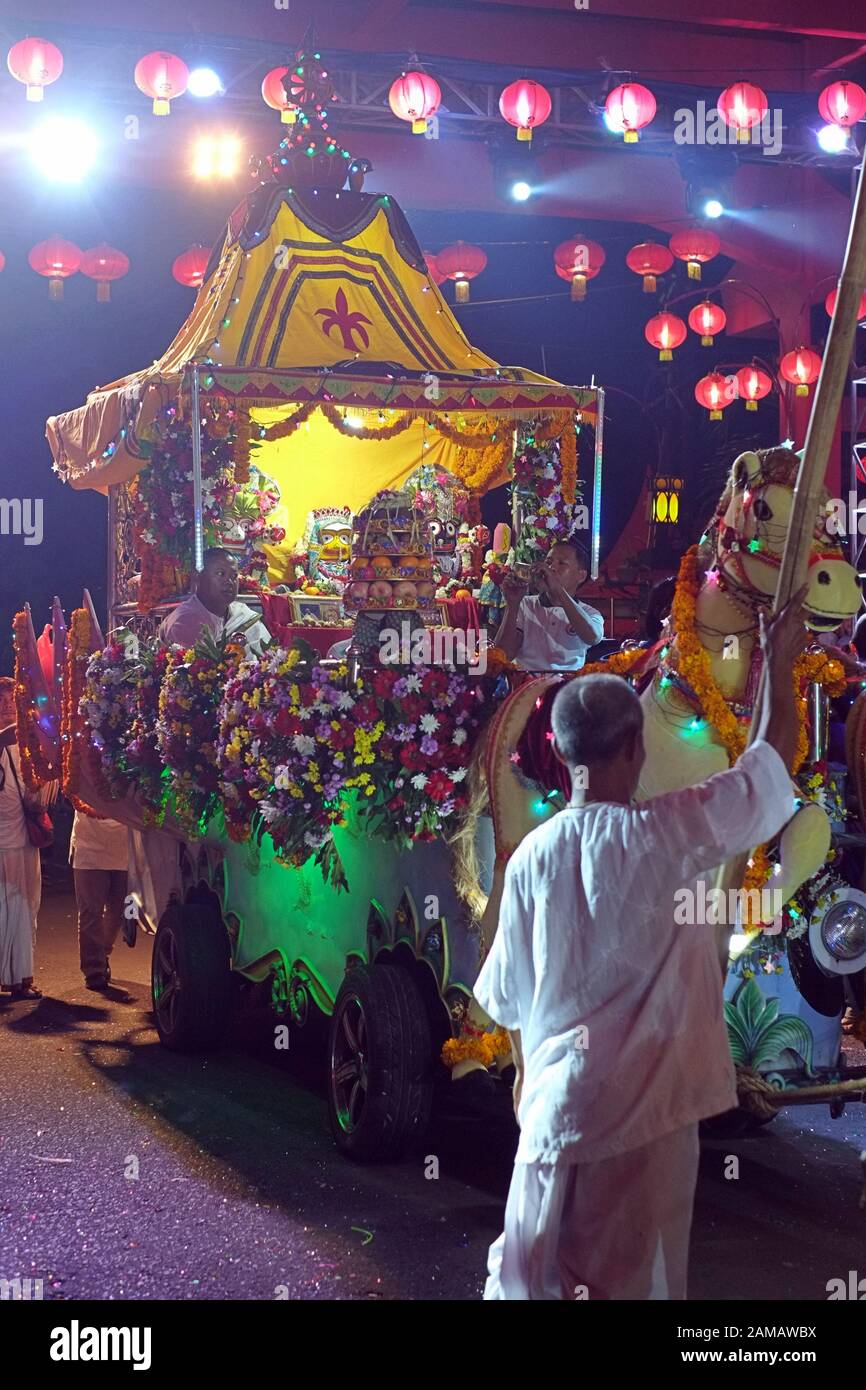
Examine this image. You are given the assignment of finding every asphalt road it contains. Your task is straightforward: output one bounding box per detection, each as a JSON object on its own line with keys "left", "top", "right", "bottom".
{"left": 1, "top": 882, "right": 865, "bottom": 1302}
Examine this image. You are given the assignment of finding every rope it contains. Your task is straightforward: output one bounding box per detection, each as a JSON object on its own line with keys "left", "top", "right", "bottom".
{"left": 736, "top": 1064, "right": 866, "bottom": 1120}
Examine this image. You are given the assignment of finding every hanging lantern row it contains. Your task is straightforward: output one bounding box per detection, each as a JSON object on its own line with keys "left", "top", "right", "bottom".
{"left": 693, "top": 354, "right": 820, "bottom": 421}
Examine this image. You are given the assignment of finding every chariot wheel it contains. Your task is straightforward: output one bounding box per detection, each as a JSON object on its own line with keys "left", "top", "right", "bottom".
{"left": 152, "top": 902, "right": 232, "bottom": 1051}
{"left": 328, "top": 962, "right": 433, "bottom": 1161}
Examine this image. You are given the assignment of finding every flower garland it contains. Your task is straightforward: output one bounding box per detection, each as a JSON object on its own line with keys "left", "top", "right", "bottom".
{"left": 157, "top": 639, "right": 244, "bottom": 835}
{"left": 12, "top": 610, "right": 56, "bottom": 789}
{"left": 62, "top": 608, "right": 103, "bottom": 815}
{"left": 80, "top": 636, "right": 170, "bottom": 815}
{"left": 512, "top": 424, "right": 585, "bottom": 565}
{"left": 441, "top": 1023, "right": 512, "bottom": 1067}
{"left": 668, "top": 544, "right": 846, "bottom": 898}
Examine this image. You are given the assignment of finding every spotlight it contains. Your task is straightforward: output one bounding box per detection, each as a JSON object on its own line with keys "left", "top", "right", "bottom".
{"left": 193, "top": 136, "right": 242, "bottom": 179}
{"left": 29, "top": 116, "right": 99, "bottom": 183}
{"left": 345, "top": 414, "right": 364, "bottom": 429}
{"left": 188, "top": 67, "right": 223, "bottom": 98}
{"left": 511, "top": 179, "right": 533, "bottom": 201}
{"left": 703, "top": 197, "right": 724, "bottom": 219}
{"left": 817, "top": 123, "right": 849, "bottom": 153}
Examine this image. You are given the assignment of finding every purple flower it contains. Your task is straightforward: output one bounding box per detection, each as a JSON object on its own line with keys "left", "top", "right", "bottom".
{"left": 392, "top": 677, "right": 409, "bottom": 698}
{"left": 420, "top": 736, "right": 438, "bottom": 756}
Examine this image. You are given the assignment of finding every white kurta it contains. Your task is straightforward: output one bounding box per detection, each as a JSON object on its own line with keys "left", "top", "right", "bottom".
{"left": 474, "top": 738, "right": 793, "bottom": 1299}
{"left": 514, "top": 594, "right": 604, "bottom": 672}
{"left": 159, "top": 594, "right": 270, "bottom": 656}
{"left": 0, "top": 746, "right": 41, "bottom": 988}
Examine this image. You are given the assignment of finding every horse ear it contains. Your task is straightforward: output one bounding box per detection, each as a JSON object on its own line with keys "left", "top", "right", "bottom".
{"left": 731, "top": 450, "right": 762, "bottom": 491}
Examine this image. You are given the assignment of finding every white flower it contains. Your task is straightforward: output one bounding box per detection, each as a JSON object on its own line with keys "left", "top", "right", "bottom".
{"left": 452, "top": 728, "right": 468, "bottom": 745}
{"left": 298, "top": 705, "right": 313, "bottom": 720}
{"left": 258, "top": 802, "right": 280, "bottom": 822}
{"left": 273, "top": 765, "right": 291, "bottom": 790}
{"left": 336, "top": 692, "right": 355, "bottom": 711}
{"left": 293, "top": 734, "right": 316, "bottom": 757}
{"left": 450, "top": 767, "right": 467, "bottom": 782}
{"left": 546, "top": 515, "right": 559, "bottom": 529}
{"left": 419, "top": 713, "right": 440, "bottom": 734}
{"left": 411, "top": 773, "right": 428, "bottom": 790}
{"left": 249, "top": 738, "right": 260, "bottom": 759}
{"left": 405, "top": 674, "right": 422, "bottom": 692}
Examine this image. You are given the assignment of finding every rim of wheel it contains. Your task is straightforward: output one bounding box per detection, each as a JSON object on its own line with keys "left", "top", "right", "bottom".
{"left": 153, "top": 927, "right": 181, "bottom": 1036}
{"left": 330, "top": 993, "right": 368, "bottom": 1136}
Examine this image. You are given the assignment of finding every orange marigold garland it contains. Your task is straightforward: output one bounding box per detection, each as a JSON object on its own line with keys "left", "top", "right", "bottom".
{"left": 441, "top": 1024, "right": 512, "bottom": 1067}
{"left": 62, "top": 607, "right": 105, "bottom": 816}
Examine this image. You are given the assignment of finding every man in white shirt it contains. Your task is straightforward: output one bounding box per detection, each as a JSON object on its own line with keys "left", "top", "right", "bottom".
{"left": 494, "top": 540, "right": 604, "bottom": 671}
{"left": 475, "top": 591, "right": 807, "bottom": 1300}
{"left": 159, "top": 548, "right": 270, "bottom": 656}
{"left": 70, "top": 808, "right": 130, "bottom": 991}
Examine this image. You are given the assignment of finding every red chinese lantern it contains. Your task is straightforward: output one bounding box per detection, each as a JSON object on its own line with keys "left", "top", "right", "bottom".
{"left": 7, "top": 37, "right": 63, "bottom": 102}
{"left": 604, "top": 83, "right": 656, "bottom": 142}
{"left": 436, "top": 242, "right": 487, "bottom": 303}
{"left": 780, "top": 347, "right": 822, "bottom": 397}
{"left": 735, "top": 364, "right": 773, "bottom": 411}
{"left": 554, "top": 238, "right": 605, "bottom": 301}
{"left": 80, "top": 243, "right": 129, "bottom": 302}
{"left": 717, "top": 82, "right": 768, "bottom": 142}
{"left": 695, "top": 373, "right": 734, "bottom": 420}
{"left": 389, "top": 72, "right": 441, "bottom": 134}
{"left": 499, "top": 79, "right": 552, "bottom": 142}
{"left": 28, "top": 237, "right": 81, "bottom": 299}
{"left": 172, "top": 244, "right": 210, "bottom": 290}
{"left": 818, "top": 81, "right": 866, "bottom": 129}
{"left": 644, "top": 312, "right": 687, "bottom": 361}
{"left": 825, "top": 286, "right": 866, "bottom": 321}
{"left": 423, "top": 250, "right": 446, "bottom": 286}
{"left": 688, "top": 300, "right": 727, "bottom": 346}
{"left": 669, "top": 228, "right": 720, "bottom": 282}
{"left": 625, "top": 242, "right": 673, "bottom": 293}
{"left": 262, "top": 66, "right": 297, "bottom": 124}
{"left": 0, "top": 251, "right": 5, "bottom": 273}
{"left": 134, "top": 51, "right": 189, "bottom": 115}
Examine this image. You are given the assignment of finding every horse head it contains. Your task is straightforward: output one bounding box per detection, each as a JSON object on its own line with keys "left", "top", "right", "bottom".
{"left": 711, "top": 447, "right": 860, "bottom": 631}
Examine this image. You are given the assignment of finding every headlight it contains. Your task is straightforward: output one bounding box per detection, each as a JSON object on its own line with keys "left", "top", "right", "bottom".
{"left": 808, "top": 887, "right": 866, "bottom": 975}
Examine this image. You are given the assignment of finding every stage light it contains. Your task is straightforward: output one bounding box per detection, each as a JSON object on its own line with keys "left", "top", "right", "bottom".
{"left": 511, "top": 179, "right": 532, "bottom": 201}
{"left": 345, "top": 414, "right": 364, "bottom": 429}
{"left": 817, "top": 123, "right": 849, "bottom": 153}
{"left": 193, "top": 135, "right": 242, "bottom": 179}
{"left": 29, "top": 116, "right": 99, "bottom": 182}
{"left": 188, "top": 67, "right": 223, "bottom": 98}
{"left": 703, "top": 198, "right": 724, "bottom": 219}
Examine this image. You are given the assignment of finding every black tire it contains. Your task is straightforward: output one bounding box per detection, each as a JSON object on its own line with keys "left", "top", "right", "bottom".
{"left": 328, "top": 962, "right": 434, "bottom": 1161}
{"left": 152, "top": 902, "right": 232, "bottom": 1051}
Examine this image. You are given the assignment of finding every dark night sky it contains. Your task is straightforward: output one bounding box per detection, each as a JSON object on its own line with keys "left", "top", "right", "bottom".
{"left": 0, "top": 160, "right": 777, "bottom": 673}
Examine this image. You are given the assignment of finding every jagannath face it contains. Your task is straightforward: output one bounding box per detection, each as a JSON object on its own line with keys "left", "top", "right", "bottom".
{"left": 319, "top": 522, "right": 353, "bottom": 561}
{"left": 429, "top": 519, "right": 458, "bottom": 554}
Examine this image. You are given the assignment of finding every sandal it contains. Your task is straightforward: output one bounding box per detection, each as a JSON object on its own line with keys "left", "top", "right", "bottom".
{"left": 11, "top": 985, "right": 42, "bottom": 1000}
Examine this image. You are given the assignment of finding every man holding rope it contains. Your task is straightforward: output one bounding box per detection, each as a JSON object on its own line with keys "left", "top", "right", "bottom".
{"left": 475, "top": 588, "right": 808, "bottom": 1300}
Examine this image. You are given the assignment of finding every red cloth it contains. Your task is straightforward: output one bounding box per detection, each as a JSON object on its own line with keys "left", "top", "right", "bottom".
{"left": 515, "top": 679, "right": 573, "bottom": 799}
{"left": 442, "top": 594, "right": 482, "bottom": 636}
{"left": 279, "top": 625, "right": 353, "bottom": 657}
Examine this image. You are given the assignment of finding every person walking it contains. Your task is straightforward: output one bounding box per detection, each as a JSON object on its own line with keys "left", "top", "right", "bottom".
{"left": 0, "top": 677, "right": 43, "bottom": 1000}
{"left": 70, "top": 808, "right": 129, "bottom": 991}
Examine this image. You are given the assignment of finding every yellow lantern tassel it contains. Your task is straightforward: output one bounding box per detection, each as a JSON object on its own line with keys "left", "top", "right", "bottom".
{"left": 412, "top": 118, "right": 427, "bottom": 134}
{"left": 281, "top": 109, "right": 296, "bottom": 124}
{"left": 687, "top": 261, "right": 701, "bottom": 280}
{"left": 455, "top": 279, "right": 469, "bottom": 303}
{"left": 643, "top": 274, "right": 657, "bottom": 293}
{"left": 659, "top": 348, "right": 672, "bottom": 361}
{"left": 517, "top": 126, "right": 532, "bottom": 142}
{"left": 571, "top": 274, "right": 587, "bottom": 302}
{"left": 97, "top": 282, "right": 110, "bottom": 303}
{"left": 153, "top": 97, "right": 170, "bottom": 115}
{"left": 796, "top": 383, "right": 809, "bottom": 396}
{"left": 624, "top": 129, "right": 638, "bottom": 143}
{"left": 49, "top": 278, "right": 63, "bottom": 300}
{"left": 701, "top": 334, "right": 713, "bottom": 346}
{"left": 710, "top": 408, "right": 722, "bottom": 420}
{"left": 746, "top": 400, "right": 758, "bottom": 411}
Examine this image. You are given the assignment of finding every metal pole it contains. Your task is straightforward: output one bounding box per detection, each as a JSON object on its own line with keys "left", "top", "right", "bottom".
{"left": 190, "top": 364, "right": 204, "bottom": 573}
{"left": 590, "top": 386, "right": 604, "bottom": 580}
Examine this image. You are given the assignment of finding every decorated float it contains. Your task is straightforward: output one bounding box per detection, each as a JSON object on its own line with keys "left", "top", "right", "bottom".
{"left": 26, "top": 39, "right": 603, "bottom": 1159}
{"left": 18, "top": 37, "right": 866, "bottom": 1160}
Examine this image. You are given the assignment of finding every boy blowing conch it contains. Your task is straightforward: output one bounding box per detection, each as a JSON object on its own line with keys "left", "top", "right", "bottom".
{"left": 474, "top": 590, "right": 807, "bottom": 1300}
{"left": 495, "top": 540, "right": 605, "bottom": 672}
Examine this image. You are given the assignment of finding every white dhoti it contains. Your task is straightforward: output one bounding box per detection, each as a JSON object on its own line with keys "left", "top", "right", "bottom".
{"left": 484, "top": 1123, "right": 699, "bottom": 1300}
{"left": 0, "top": 845, "right": 41, "bottom": 987}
